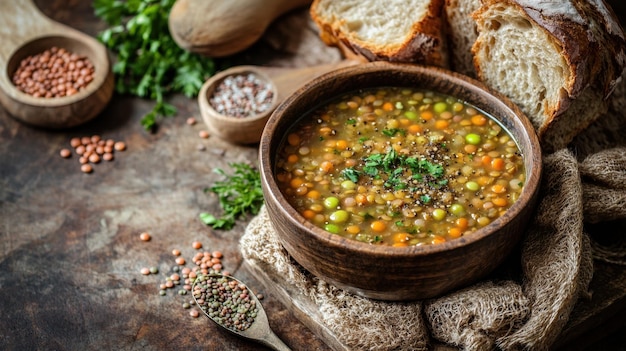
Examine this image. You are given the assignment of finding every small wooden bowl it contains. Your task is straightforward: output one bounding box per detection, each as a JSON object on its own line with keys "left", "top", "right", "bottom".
{"left": 260, "top": 61, "right": 542, "bottom": 301}
{"left": 0, "top": 0, "right": 114, "bottom": 129}
{"left": 198, "top": 66, "right": 278, "bottom": 145}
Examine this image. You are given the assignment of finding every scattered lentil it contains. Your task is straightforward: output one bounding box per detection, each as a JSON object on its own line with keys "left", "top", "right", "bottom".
{"left": 209, "top": 73, "right": 274, "bottom": 118}
{"left": 103, "top": 153, "right": 114, "bottom": 161}
{"left": 140, "top": 267, "right": 151, "bottom": 275}
{"left": 172, "top": 249, "right": 181, "bottom": 256}
{"left": 139, "top": 232, "right": 152, "bottom": 241}
{"left": 60, "top": 149, "right": 71, "bottom": 158}
{"left": 198, "top": 130, "right": 209, "bottom": 139}
{"left": 70, "top": 137, "right": 81, "bottom": 148}
{"left": 192, "top": 241, "right": 202, "bottom": 249}
{"left": 12, "top": 46, "right": 95, "bottom": 98}
{"left": 186, "top": 117, "right": 197, "bottom": 125}
{"left": 61, "top": 134, "right": 126, "bottom": 173}
{"left": 175, "top": 257, "right": 186, "bottom": 265}
{"left": 114, "top": 141, "right": 126, "bottom": 151}
{"left": 80, "top": 164, "right": 93, "bottom": 173}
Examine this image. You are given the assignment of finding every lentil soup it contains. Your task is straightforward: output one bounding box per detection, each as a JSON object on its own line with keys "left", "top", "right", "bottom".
{"left": 275, "top": 87, "right": 526, "bottom": 247}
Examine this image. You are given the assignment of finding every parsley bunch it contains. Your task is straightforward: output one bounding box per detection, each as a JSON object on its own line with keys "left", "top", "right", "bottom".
{"left": 94, "top": 0, "right": 217, "bottom": 130}
{"left": 199, "top": 163, "right": 264, "bottom": 230}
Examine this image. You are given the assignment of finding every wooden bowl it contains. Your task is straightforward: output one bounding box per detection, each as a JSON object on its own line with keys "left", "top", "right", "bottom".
{"left": 0, "top": 0, "right": 114, "bottom": 129}
{"left": 198, "top": 66, "right": 278, "bottom": 144}
{"left": 259, "top": 61, "right": 542, "bottom": 301}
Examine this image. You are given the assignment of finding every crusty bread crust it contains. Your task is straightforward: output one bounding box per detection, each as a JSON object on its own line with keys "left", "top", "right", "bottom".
{"left": 310, "top": 0, "right": 449, "bottom": 67}
{"left": 471, "top": 0, "right": 626, "bottom": 152}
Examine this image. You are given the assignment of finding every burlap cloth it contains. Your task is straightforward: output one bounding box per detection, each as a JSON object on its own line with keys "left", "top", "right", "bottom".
{"left": 240, "top": 78, "right": 626, "bottom": 350}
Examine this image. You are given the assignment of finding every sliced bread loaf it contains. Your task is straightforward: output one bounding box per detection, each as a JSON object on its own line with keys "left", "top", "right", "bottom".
{"left": 310, "top": 0, "right": 449, "bottom": 67}
{"left": 444, "top": 0, "right": 482, "bottom": 76}
{"left": 470, "top": 0, "right": 626, "bottom": 152}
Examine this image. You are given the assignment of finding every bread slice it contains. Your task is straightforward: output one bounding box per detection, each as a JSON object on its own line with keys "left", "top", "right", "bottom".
{"left": 444, "top": 0, "right": 482, "bottom": 76}
{"left": 310, "top": 0, "right": 449, "bottom": 67}
{"left": 470, "top": 0, "right": 626, "bottom": 152}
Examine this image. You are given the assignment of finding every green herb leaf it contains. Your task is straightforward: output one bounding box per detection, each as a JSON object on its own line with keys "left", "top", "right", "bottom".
{"left": 382, "top": 128, "right": 406, "bottom": 137}
{"left": 363, "top": 165, "right": 379, "bottom": 177}
{"left": 94, "top": 0, "right": 219, "bottom": 131}
{"left": 200, "top": 163, "right": 264, "bottom": 230}
{"left": 342, "top": 168, "right": 361, "bottom": 183}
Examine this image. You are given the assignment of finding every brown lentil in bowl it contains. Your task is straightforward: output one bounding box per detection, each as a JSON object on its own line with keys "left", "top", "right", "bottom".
{"left": 275, "top": 87, "right": 525, "bottom": 247}
{"left": 11, "top": 46, "right": 95, "bottom": 98}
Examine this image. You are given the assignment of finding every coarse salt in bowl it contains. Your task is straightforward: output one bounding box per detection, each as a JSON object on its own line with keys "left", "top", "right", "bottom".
{"left": 199, "top": 66, "right": 279, "bottom": 144}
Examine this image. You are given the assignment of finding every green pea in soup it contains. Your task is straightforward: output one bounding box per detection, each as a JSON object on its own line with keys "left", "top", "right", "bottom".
{"left": 275, "top": 87, "right": 525, "bottom": 246}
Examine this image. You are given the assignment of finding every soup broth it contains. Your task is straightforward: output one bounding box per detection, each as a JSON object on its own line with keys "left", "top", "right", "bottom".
{"left": 275, "top": 87, "right": 525, "bottom": 246}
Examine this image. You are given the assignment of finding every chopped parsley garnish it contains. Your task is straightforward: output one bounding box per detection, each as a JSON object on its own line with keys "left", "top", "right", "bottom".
{"left": 339, "top": 147, "right": 448, "bottom": 191}
{"left": 382, "top": 128, "right": 406, "bottom": 137}
{"left": 342, "top": 168, "right": 361, "bottom": 183}
{"left": 199, "top": 163, "right": 264, "bottom": 230}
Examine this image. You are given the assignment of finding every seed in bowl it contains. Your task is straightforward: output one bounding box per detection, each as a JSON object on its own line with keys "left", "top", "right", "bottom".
{"left": 275, "top": 87, "right": 525, "bottom": 246}
{"left": 209, "top": 73, "right": 274, "bottom": 118}
{"left": 12, "top": 46, "right": 95, "bottom": 98}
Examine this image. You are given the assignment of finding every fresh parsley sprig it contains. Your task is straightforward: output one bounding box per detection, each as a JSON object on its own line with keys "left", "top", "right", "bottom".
{"left": 199, "top": 163, "right": 264, "bottom": 230}
{"left": 94, "top": 0, "right": 218, "bottom": 131}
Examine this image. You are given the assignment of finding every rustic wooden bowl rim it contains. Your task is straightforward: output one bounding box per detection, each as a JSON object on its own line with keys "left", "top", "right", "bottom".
{"left": 260, "top": 61, "right": 542, "bottom": 257}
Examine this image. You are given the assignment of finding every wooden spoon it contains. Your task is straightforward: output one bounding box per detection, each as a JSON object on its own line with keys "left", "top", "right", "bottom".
{"left": 0, "top": 0, "right": 114, "bottom": 129}
{"left": 192, "top": 273, "right": 291, "bottom": 351}
{"left": 198, "top": 60, "right": 359, "bottom": 144}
